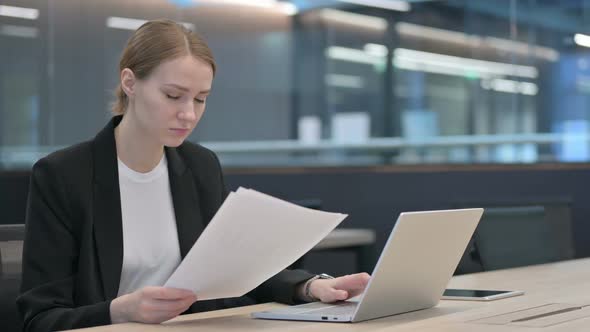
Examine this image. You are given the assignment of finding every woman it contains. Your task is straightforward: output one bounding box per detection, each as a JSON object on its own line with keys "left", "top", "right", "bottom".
{"left": 17, "top": 19, "right": 369, "bottom": 331}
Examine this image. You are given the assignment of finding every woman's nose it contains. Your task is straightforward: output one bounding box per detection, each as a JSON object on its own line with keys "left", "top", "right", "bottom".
{"left": 178, "top": 103, "right": 196, "bottom": 122}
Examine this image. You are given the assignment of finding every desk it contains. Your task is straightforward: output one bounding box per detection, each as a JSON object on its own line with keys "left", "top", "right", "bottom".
{"left": 0, "top": 224, "right": 24, "bottom": 277}
{"left": 71, "top": 258, "right": 590, "bottom": 332}
{"left": 314, "top": 229, "right": 375, "bottom": 250}
{"left": 0, "top": 226, "right": 375, "bottom": 278}
{"left": 301, "top": 228, "right": 376, "bottom": 273}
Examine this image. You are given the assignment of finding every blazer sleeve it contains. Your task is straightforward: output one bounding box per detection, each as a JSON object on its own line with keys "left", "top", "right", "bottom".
{"left": 209, "top": 150, "right": 316, "bottom": 304}
{"left": 247, "top": 269, "right": 315, "bottom": 304}
{"left": 17, "top": 158, "right": 111, "bottom": 332}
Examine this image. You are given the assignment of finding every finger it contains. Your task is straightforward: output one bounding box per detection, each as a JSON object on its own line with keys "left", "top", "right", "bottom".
{"left": 161, "top": 302, "right": 196, "bottom": 323}
{"left": 149, "top": 306, "right": 190, "bottom": 320}
{"left": 148, "top": 297, "right": 197, "bottom": 313}
{"left": 332, "top": 289, "right": 349, "bottom": 301}
{"left": 136, "top": 303, "right": 192, "bottom": 324}
{"left": 143, "top": 287, "right": 197, "bottom": 301}
{"left": 170, "top": 303, "right": 194, "bottom": 319}
{"left": 135, "top": 302, "right": 178, "bottom": 324}
{"left": 322, "top": 289, "right": 348, "bottom": 303}
{"left": 347, "top": 288, "right": 365, "bottom": 298}
{"left": 344, "top": 273, "right": 370, "bottom": 285}
{"left": 325, "top": 273, "right": 370, "bottom": 300}
{"left": 356, "top": 273, "right": 371, "bottom": 288}
{"left": 151, "top": 287, "right": 197, "bottom": 301}
{"left": 331, "top": 273, "right": 370, "bottom": 290}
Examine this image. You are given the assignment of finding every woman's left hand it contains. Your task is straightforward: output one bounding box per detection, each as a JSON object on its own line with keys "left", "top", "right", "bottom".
{"left": 309, "top": 273, "right": 371, "bottom": 303}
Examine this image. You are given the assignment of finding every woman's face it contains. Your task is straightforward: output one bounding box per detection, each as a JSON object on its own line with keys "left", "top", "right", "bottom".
{"left": 128, "top": 55, "right": 213, "bottom": 147}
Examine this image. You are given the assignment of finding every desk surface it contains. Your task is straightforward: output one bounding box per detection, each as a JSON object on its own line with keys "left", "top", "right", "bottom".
{"left": 72, "top": 258, "right": 590, "bottom": 332}
{"left": 314, "top": 228, "right": 375, "bottom": 250}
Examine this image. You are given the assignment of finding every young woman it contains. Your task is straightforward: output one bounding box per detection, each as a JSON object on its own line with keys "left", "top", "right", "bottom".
{"left": 17, "top": 19, "right": 369, "bottom": 331}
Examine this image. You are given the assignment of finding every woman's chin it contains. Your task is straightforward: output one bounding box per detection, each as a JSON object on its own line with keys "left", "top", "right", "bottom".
{"left": 163, "top": 137, "right": 186, "bottom": 148}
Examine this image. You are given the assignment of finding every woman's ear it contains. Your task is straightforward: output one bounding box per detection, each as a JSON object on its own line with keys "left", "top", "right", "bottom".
{"left": 120, "top": 68, "right": 136, "bottom": 98}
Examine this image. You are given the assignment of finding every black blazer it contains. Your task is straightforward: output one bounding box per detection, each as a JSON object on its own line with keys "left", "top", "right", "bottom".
{"left": 17, "top": 116, "right": 314, "bottom": 332}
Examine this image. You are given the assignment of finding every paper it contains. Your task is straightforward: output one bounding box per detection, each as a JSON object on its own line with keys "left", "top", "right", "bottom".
{"left": 164, "top": 187, "right": 347, "bottom": 301}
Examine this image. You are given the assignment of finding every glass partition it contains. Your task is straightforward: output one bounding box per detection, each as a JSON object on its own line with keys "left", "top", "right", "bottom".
{"left": 1, "top": 0, "right": 589, "bottom": 168}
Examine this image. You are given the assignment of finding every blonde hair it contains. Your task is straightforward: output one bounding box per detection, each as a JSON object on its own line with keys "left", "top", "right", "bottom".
{"left": 111, "top": 19, "right": 216, "bottom": 115}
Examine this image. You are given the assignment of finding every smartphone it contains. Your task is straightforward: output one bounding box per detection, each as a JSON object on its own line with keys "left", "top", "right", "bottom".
{"left": 442, "top": 288, "right": 524, "bottom": 301}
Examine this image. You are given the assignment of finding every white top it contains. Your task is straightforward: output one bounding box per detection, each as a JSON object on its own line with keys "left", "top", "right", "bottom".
{"left": 117, "top": 154, "right": 181, "bottom": 296}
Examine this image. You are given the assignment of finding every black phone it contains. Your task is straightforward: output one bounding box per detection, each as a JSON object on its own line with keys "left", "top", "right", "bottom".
{"left": 442, "top": 288, "right": 524, "bottom": 301}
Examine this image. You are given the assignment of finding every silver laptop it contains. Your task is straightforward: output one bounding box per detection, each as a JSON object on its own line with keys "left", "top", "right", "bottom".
{"left": 252, "top": 208, "right": 483, "bottom": 323}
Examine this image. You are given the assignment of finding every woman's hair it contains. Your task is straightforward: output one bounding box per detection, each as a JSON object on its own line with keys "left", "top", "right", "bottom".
{"left": 111, "top": 19, "right": 216, "bottom": 115}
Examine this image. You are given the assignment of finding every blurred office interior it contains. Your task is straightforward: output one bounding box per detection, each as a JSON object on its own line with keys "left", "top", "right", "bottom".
{"left": 2, "top": 0, "right": 590, "bottom": 276}
{"left": 3, "top": 0, "right": 590, "bottom": 167}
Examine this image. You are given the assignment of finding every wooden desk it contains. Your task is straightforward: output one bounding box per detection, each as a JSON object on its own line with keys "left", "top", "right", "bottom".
{"left": 71, "top": 258, "right": 590, "bottom": 332}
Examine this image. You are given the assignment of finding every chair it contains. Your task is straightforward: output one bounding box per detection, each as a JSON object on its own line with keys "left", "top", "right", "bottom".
{"left": 475, "top": 205, "right": 575, "bottom": 270}
{"left": 454, "top": 236, "right": 484, "bottom": 275}
{"left": 0, "top": 224, "right": 25, "bottom": 332}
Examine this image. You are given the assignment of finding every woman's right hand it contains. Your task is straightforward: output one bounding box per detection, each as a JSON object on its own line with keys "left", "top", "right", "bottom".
{"left": 110, "top": 287, "right": 197, "bottom": 324}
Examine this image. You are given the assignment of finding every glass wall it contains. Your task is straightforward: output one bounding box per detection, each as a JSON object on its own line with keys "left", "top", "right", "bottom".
{"left": 1, "top": 0, "right": 590, "bottom": 168}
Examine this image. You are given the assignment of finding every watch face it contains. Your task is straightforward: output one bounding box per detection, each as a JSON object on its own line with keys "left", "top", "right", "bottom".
{"left": 319, "top": 273, "right": 334, "bottom": 279}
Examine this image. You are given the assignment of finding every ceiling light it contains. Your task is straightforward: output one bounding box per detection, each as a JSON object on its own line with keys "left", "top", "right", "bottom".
{"left": 574, "top": 33, "right": 590, "bottom": 48}
{"left": 397, "top": 22, "right": 559, "bottom": 62}
{"left": 0, "top": 24, "right": 38, "bottom": 38}
{"left": 277, "top": 2, "right": 298, "bottom": 16}
{"left": 106, "top": 17, "right": 194, "bottom": 31}
{"left": 326, "top": 46, "right": 385, "bottom": 65}
{"left": 394, "top": 48, "right": 538, "bottom": 79}
{"left": 480, "top": 78, "right": 538, "bottom": 95}
{"left": 364, "top": 43, "right": 388, "bottom": 57}
{"left": 193, "top": 0, "right": 297, "bottom": 15}
{"left": 335, "top": 0, "right": 410, "bottom": 12}
{"left": 325, "top": 74, "right": 365, "bottom": 89}
{"left": 196, "top": 0, "right": 276, "bottom": 7}
{"left": 320, "top": 9, "right": 387, "bottom": 31}
{"left": 0, "top": 5, "right": 39, "bottom": 20}
{"left": 327, "top": 45, "right": 539, "bottom": 79}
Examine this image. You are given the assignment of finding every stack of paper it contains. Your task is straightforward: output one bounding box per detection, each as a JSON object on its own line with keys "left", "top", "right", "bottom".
{"left": 165, "top": 187, "right": 348, "bottom": 301}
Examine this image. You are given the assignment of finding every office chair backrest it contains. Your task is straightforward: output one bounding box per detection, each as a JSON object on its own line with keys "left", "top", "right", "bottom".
{"left": 475, "top": 205, "right": 575, "bottom": 270}
{"left": 291, "top": 198, "right": 322, "bottom": 210}
{"left": 0, "top": 224, "right": 25, "bottom": 332}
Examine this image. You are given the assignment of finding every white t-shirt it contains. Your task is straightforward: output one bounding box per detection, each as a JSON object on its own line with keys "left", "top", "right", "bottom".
{"left": 117, "top": 154, "right": 181, "bottom": 296}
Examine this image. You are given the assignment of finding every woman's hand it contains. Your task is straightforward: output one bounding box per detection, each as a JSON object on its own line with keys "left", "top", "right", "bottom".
{"left": 110, "top": 287, "right": 197, "bottom": 324}
{"left": 309, "top": 273, "right": 371, "bottom": 303}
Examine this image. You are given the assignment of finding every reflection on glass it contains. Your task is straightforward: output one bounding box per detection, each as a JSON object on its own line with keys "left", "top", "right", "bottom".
{"left": 2, "top": 0, "right": 590, "bottom": 167}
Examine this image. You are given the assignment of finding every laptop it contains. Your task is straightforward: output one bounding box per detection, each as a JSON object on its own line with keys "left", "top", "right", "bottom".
{"left": 252, "top": 208, "right": 484, "bottom": 323}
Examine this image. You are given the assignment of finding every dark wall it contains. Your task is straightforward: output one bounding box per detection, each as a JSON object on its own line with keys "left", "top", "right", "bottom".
{"left": 2, "top": 164, "right": 589, "bottom": 274}
{"left": 0, "top": 171, "right": 30, "bottom": 225}
{"left": 224, "top": 164, "right": 590, "bottom": 262}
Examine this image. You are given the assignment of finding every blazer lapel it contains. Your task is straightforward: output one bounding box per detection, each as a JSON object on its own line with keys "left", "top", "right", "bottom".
{"left": 166, "top": 147, "right": 205, "bottom": 258}
{"left": 90, "top": 116, "right": 205, "bottom": 300}
{"left": 92, "top": 116, "right": 124, "bottom": 300}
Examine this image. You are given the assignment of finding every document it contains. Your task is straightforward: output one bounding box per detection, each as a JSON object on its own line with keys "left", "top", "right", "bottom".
{"left": 164, "top": 187, "right": 347, "bottom": 301}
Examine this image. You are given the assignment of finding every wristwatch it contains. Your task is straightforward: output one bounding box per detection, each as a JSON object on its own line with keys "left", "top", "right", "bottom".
{"left": 304, "top": 273, "right": 334, "bottom": 302}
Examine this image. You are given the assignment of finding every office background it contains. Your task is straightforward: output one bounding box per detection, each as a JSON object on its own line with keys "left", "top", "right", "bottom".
{"left": 1, "top": 0, "right": 590, "bottom": 290}
{"left": 3, "top": 0, "right": 590, "bottom": 167}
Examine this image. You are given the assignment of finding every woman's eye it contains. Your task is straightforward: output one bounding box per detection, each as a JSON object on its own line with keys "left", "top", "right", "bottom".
{"left": 166, "top": 94, "right": 180, "bottom": 100}
{"left": 194, "top": 98, "right": 205, "bottom": 104}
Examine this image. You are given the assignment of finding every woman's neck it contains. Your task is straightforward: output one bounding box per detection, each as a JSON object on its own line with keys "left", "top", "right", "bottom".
{"left": 115, "top": 113, "right": 164, "bottom": 173}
